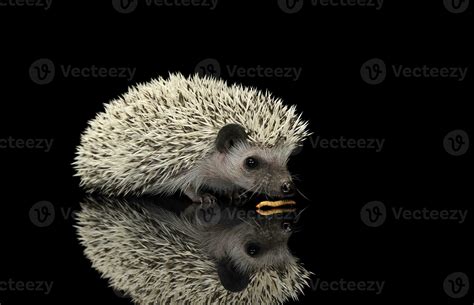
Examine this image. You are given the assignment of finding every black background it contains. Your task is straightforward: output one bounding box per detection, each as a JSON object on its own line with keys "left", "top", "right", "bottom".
{"left": 0, "top": 0, "right": 472, "bottom": 304}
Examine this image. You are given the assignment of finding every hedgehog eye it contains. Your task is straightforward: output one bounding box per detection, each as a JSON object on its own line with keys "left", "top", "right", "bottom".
{"left": 245, "top": 243, "right": 260, "bottom": 257}
{"left": 244, "top": 157, "right": 259, "bottom": 169}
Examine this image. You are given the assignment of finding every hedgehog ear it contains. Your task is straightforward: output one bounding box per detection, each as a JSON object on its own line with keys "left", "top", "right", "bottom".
{"left": 290, "top": 144, "right": 304, "bottom": 157}
{"left": 217, "top": 258, "right": 250, "bottom": 293}
{"left": 215, "top": 124, "right": 248, "bottom": 153}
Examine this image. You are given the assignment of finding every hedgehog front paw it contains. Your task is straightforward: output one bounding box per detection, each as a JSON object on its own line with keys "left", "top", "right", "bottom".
{"left": 199, "top": 193, "right": 217, "bottom": 205}
{"left": 184, "top": 188, "right": 217, "bottom": 205}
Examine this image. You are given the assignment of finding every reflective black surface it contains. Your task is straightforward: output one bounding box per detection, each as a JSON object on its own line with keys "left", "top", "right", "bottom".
{"left": 75, "top": 196, "right": 311, "bottom": 304}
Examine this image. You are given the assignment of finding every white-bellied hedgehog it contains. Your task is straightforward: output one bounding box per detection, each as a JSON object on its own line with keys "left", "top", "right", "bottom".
{"left": 73, "top": 73, "right": 311, "bottom": 202}
{"left": 75, "top": 197, "right": 312, "bottom": 304}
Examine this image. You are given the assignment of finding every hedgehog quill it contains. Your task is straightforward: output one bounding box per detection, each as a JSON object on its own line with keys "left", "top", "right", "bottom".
{"left": 73, "top": 73, "right": 311, "bottom": 202}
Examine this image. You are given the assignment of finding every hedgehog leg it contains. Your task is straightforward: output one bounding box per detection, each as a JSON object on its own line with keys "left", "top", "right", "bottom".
{"left": 184, "top": 187, "right": 217, "bottom": 205}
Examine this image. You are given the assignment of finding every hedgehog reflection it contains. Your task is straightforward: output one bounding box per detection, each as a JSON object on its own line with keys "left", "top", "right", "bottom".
{"left": 76, "top": 197, "right": 311, "bottom": 305}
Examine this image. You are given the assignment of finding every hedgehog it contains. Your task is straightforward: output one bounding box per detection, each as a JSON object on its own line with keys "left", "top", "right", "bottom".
{"left": 73, "top": 73, "right": 311, "bottom": 202}
{"left": 75, "top": 196, "right": 312, "bottom": 305}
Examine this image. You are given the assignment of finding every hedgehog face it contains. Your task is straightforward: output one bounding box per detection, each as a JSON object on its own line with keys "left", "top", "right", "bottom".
{"left": 209, "top": 210, "right": 297, "bottom": 292}
{"left": 226, "top": 143, "right": 296, "bottom": 198}
{"left": 229, "top": 216, "right": 294, "bottom": 273}
{"left": 214, "top": 124, "right": 296, "bottom": 198}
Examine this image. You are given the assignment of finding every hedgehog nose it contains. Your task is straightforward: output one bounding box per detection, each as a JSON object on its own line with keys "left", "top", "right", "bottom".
{"left": 281, "top": 181, "right": 295, "bottom": 195}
